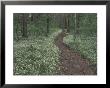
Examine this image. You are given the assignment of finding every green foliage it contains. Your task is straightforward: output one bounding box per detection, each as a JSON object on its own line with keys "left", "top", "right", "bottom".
{"left": 14, "top": 30, "right": 62, "bottom": 75}
{"left": 63, "top": 32, "right": 97, "bottom": 64}
{"left": 68, "top": 13, "right": 97, "bottom": 34}
{"left": 63, "top": 13, "right": 97, "bottom": 64}
{"left": 14, "top": 13, "right": 97, "bottom": 75}
{"left": 79, "top": 13, "right": 97, "bottom": 26}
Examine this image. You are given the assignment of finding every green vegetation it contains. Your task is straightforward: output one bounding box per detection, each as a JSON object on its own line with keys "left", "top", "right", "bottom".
{"left": 63, "top": 33, "right": 97, "bottom": 64}
{"left": 14, "top": 29, "right": 61, "bottom": 75}
{"left": 63, "top": 14, "right": 97, "bottom": 64}
{"left": 14, "top": 13, "right": 97, "bottom": 75}
{"left": 14, "top": 13, "right": 62, "bottom": 75}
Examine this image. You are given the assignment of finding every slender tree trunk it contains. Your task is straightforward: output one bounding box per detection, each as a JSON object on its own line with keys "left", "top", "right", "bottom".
{"left": 64, "top": 14, "right": 67, "bottom": 33}
{"left": 29, "top": 13, "right": 34, "bottom": 21}
{"left": 75, "top": 13, "right": 77, "bottom": 30}
{"left": 67, "top": 15, "right": 70, "bottom": 33}
{"left": 15, "top": 15, "right": 18, "bottom": 40}
{"left": 74, "top": 13, "right": 77, "bottom": 40}
{"left": 64, "top": 14, "right": 70, "bottom": 33}
{"left": 22, "top": 13, "right": 28, "bottom": 38}
{"left": 77, "top": 14, "right": 80, "bottom": 34}
{"left": 74, "top": 13, "right": 80, "bottom": 35}
{"left": 64, "top": 15, "right": 67, "bottom": 29}
{"left": 16, "top": 19, "right": 19, "bottom": 40}
{"left": 46, "top": 14, "right": 49, "bottom": 36}
{"left": 31, "top": 15, "right": 33, "bottom": 21}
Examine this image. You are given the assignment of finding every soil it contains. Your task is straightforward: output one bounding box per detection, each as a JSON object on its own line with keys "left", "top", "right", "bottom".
{"left": 55, "top": 32, "right": 96, "bottom": 75}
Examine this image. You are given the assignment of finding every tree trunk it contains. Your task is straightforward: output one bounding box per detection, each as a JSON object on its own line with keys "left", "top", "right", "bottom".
{"left": 67, "top": 15, "right": 70, "bottom": 33}
{"left": 74, "top": 13, "right": 77, "bottom": 40}
{"left": 46, "top": 14, "right": 49, "bottom": 36}
{"left": 74, "top": 13, "right": 77, "bottom": 33}
{"left": 74, "top": 13, "right": 80, "bottom": 34}
{"left": 74, "top": 13, "right": 80, "bottom": 33}
{"left": 22, "top": 13, "right": 28, "bottom": 38}
{"left": 29, "top": 13, "right": 33, "bottom": 21}
{"left": 64, "top": 14, "right": 70, "bottom": 33}
{"left": 16, "top": 18, "right": 19, "bottom": 41}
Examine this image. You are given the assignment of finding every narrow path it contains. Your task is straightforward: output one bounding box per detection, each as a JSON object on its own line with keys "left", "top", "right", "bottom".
{"left": 55, "top": 32, "right": 94, "bottom": 75}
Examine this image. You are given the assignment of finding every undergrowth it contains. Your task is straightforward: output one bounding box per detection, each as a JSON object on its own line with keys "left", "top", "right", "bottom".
{"left": 14, "top": 29, "right": 62, "bottom": 75}
{"left": 63, "top": 29, "right": 97, "bottom": 64}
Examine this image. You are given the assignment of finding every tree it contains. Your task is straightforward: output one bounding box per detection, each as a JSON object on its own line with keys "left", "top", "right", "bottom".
{"left": 22, "top": 13, "right": 28, "bottom": 38}
{"left": 66, "top": 14, "right": 70, "bottom": 33}
{"left": 74, "top": 13, "right": 80, "bottom": 36}
{"left": 14, "top": 14, "right": 19, "bottom": 40}
{"left": 46, "top": 14, "right": 50, "bottom": 36}
{"left": 29, "top": 13, "right": 34, "bottom": 21}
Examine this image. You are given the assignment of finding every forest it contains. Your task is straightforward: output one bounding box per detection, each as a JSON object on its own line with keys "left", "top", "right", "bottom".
{"left": 13, "top": 13, "right": 97, "bottom": 75}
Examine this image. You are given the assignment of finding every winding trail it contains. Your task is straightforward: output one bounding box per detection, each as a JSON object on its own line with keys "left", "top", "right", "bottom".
{"left": 55, "top": 32, "right": 95, "bottom": 75}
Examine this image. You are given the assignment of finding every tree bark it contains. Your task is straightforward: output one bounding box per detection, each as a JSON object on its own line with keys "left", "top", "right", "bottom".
{"left": 74, "top": 13, "right": 79, "bottom": 35}
{"left": 66, "top": 15, "right": 70, "bottom": 32}
{"left": 74, "top": 13, "right": 77, "bottom": 33}
{"left": 22, "top": 13, "right": 28, "bottom": 38}
{"left": 74, "top": 13, "right": 77, "bottom": 39}
{"left": 46, "top": 14, "right": 49, "bottom": 36}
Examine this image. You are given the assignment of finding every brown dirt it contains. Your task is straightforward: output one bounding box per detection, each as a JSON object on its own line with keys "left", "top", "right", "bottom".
{"left": 55, "top": 32, "right": 95, "bottom": 75}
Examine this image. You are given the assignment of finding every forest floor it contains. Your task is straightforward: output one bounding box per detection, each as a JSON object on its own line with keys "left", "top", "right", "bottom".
{"left": 55, "top": 32, "right": 95, "bottom": 75}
